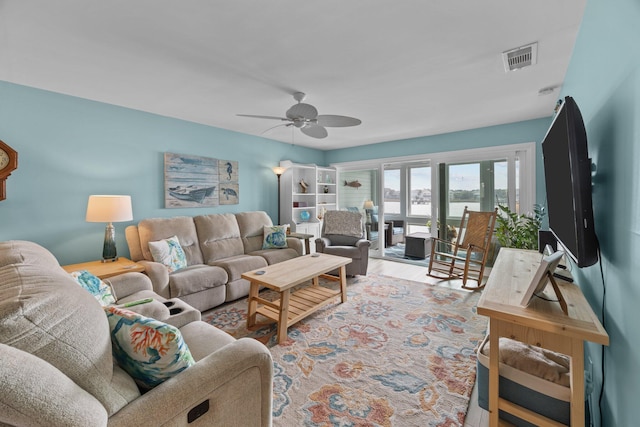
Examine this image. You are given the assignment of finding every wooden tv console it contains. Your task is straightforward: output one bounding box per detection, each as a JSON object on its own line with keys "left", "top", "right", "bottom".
{"left": 477, "top": 248, "right": 609, "bottom": 427}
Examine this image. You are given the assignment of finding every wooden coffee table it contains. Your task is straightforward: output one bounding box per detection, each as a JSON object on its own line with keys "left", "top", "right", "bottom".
{"left": 242, "top": 253, "right": 352, "bottom": 344}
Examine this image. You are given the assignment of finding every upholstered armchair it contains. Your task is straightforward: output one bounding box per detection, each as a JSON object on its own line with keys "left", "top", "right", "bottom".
{"left": 365, "top": 206, "right": 405, "bottom": 247}
{"left": 315, "top": 210, "right": 370, "bottom": 276}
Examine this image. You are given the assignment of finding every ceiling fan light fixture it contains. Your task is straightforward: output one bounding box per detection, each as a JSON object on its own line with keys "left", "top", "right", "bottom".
{"left": 238, "top": 92, "right": 360, "bottom": 140}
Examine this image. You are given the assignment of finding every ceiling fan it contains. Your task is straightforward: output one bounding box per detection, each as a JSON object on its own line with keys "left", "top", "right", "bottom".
{"left": 237, "top": 92, "right": 361, "bottom": 139}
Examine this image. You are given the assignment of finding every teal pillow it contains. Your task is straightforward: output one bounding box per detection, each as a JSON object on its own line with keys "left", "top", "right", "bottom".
{"left": 70, "top": 270, "right": 116, "bottom": 306}
{"left": 104, "top": 306, "right": 195, "bottom": 390}
{"left": 262, "top": 224, "right": 289, "bottom": 249}
{"left": 148, "top": 235, "right": 187, "bottom": 272}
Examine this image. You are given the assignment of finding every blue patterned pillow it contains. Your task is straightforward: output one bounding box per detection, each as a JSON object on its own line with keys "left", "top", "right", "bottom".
{"left": 104, "top": 306, "right": 195, "bottom": 390}
{"left": 148, "top": 235, "right": 187, "bottom": 272}
{"left": 70, "top": 270, "right": 116, "bottom": 306}
{"left": 262, "top": 224, "right": 289, "bottom": 249}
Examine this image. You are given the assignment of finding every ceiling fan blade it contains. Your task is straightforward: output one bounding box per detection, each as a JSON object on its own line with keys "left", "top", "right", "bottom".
{"left": 286, "top": 103, "right": 318, "bottom": 120}
{"left": 316, "top": 115, "right": 362, "bottom": 127}
{"left": 301, "top": 123, "right": 328, "bottom": 139}
{"left": 237, "top": 114, "right": 289, "bottom": 121}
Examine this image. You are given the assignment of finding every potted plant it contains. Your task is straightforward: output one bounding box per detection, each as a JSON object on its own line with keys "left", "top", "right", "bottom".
{"left": 494, "top": 204, "right": 546, "bottom": 250}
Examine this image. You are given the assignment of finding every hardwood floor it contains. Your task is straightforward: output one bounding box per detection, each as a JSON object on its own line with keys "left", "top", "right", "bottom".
{"left": 367, "top": 257, "right": 491, "bottom": 427}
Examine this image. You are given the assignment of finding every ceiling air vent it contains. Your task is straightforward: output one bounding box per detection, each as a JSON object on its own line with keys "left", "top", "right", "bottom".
{"left": 502, "top": 42, "right": 538, "bottom": 72}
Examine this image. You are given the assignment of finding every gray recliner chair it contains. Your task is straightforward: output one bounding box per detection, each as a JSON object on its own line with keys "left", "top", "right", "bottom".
{"left": 315, "top": 210, "right": 370, "bottom": 276}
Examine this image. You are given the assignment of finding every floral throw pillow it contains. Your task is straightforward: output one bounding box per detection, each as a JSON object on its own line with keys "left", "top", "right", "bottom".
{"left": 104, "top": 306, "right": 195, "bottom": 390}
{"left": 262, "top": 224, "right": 289, "bottom": 249}
{"left": 148, "top": 235, "right": 187, "bottom": 272}
{"left": 70, "top": 270, "right": 116, "bottom": 306}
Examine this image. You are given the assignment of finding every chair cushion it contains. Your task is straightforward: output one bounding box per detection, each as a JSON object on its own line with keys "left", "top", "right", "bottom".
{"left": 194, "top": 213, "right": 245, "bottom": 262}
{"left": 104, "top": 306, "right": 196, "bottom": 390}
{"left": 249, "top": 248, "right": 299, "bottom": 265}
{"left": 211, "top": 255, "right": 267, "bottom": 282}
{"left": 179, "top": 321, "right": 236, "bottom": 361}
{"left": 235, "top": 211, "right": 275, "bottom": 254}
{"left": 0, "top": 343, "right": 109, "bottom": 426}
{"left": 325, "top": 234, "right": 361, "bottom": 246}
{"left": 168, "top": 265, "right": 228, "bottom": 298}
{"left": 321, "top": 246, "right": 364, "bottom": 260}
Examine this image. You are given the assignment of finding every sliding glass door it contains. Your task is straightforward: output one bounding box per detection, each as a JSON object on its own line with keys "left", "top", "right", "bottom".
{"left": 338, "top": 168, "right": 381, "bottom": 252}
{"left": 333, "top": 142, "right": 535, "bottom": 263}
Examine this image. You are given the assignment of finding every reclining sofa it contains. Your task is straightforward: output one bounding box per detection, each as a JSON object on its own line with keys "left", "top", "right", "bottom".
{"left": 0, "top": 240, "right": 273, "bottom": 427}
{"left": 126, "top": 211, "right": 302, "bottom": 312}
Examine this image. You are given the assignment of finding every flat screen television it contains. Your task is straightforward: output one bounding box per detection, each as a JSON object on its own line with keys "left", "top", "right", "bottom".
{"left": 542, "top": 96, "right": 598, "bottom": 267}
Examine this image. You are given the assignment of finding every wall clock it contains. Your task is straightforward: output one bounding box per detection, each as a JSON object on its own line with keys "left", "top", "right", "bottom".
{"left": 0, "top": 140, "right": 18, "bottom": 201}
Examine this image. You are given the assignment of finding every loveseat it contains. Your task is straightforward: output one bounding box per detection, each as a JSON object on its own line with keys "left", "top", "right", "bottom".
{"left": 126, "top": 211, "right": 302, "bottom": 312}
{"left": 0, "top": 240, "right": 273, "bottom": 427}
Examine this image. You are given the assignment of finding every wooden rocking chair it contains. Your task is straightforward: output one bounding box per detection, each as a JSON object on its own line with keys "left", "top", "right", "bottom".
{"left": 427, "top": 206, "right": 498, "bottom": 290}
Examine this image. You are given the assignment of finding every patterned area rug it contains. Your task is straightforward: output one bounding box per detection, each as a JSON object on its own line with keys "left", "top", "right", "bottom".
{"left": 202, "top": 273, "right": 487, "bottom": 426}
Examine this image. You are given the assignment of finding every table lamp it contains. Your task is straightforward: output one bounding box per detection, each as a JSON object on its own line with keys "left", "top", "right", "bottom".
{"left": 86, "top": 195, "right": 133, "bottom": 262}
{"left": 363, "top": 200, "right": 374, "bottom": 223}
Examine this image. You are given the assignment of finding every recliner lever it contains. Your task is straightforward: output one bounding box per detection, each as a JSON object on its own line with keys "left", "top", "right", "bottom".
{"left": 188, "top": 400, "right": 210, "bottom": 423}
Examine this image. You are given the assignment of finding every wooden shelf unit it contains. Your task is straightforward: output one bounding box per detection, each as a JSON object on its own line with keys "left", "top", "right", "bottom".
{"left": 477, "top": 248, "right": 608, "bottom": 427}
{"left": 255, "top": 283, "right": 341, "bottom": 326}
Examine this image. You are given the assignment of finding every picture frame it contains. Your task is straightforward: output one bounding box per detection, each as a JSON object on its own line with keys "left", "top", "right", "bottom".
{"left": 164, "top": 153, "right": 239, "bottom": 208}
{"left": 519, "top": 250, "right": 567, "bottom": 313}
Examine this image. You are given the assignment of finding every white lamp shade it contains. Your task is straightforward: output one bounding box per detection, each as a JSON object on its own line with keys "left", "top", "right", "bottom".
{"left": 272, "top": 166, "right": 286, "bottom": 176}
{"left": 86, "top": 195, "right": 133, "bottom": 223}
{"left": 363, "top": 200, "right": 374, "bottom": 209}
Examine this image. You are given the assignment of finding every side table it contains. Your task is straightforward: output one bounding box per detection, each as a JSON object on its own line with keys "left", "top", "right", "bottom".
{"left": 288, "top": 232, "right": 314, "bottom": 255}
{"left": 404, "top": 232, "right": 432, "bottom": 259}
{"left": 62, "top": 257, "right": 144, "bottom": 279}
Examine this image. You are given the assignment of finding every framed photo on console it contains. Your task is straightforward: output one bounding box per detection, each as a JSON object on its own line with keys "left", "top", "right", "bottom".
{"left": 520, "top": 250, "right": 567, "bottom": 313}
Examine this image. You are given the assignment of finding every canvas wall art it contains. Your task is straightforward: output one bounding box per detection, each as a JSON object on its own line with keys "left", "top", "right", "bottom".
{"left": 164, "top": 153, "right": 239, "bottom": 208}
{"left": 218, "top": 159, "right": 239, "bottom": 205}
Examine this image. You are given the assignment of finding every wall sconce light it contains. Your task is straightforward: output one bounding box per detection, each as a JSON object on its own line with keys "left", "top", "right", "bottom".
{"left": 86, "top": 195, "right": 133, "bottom": 262}
{"left": 272, "top": 166, "right": 286, "bottom": 225}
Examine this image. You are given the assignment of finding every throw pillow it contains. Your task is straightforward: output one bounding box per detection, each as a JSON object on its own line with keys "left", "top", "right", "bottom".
{"left": 148, "top": 235, "right": 187, "bottom": 272}
{"left": 69, "top": 270, "right": 116, "bottom": 306}
{"left": 104, "top": 306, "right": 195, "bottom": 389}
{"left": 262, "top": 224, "right": 289, "bottom": 249}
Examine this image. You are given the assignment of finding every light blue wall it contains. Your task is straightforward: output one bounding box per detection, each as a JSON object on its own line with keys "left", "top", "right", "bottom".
{"left": 0, "top": 80, "right": 553, "bottom": 267}
{"left": 326, "top": 118, "right": 552, "bottom": 206}
{"left": 559, "top": 0, "right": 640, "bottom": 425}
{"left": 0, "top": 81, "right": 324, "bottom": 264}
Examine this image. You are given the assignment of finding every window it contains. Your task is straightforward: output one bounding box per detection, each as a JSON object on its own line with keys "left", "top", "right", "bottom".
{"left": 333, "top": 142, "right": 536, "bottom": 260}
{"left": 383, "top": 168, "right": 401, "bottom": 215}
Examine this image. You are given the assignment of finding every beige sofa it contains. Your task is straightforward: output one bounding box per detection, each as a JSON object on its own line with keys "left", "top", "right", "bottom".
{"left": 126, "top": 211, "right": 302, "bottom": 312}
{"left": 0, "top": 240, "right": 273, "bottom": 427}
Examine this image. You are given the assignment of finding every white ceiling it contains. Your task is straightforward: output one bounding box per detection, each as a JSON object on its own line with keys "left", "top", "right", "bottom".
{"left": 0, "top": 1, "right": 586, "bottom": 150}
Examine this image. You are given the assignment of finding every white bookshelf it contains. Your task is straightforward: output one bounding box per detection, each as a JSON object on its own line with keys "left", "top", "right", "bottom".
{"left": 279, "top": 162, "right": 338, "bottom": 242}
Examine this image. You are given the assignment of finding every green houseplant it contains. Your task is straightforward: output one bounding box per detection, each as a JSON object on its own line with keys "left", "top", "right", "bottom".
{"left": 495, "top": 204, "right": 545, "bottom": 250}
